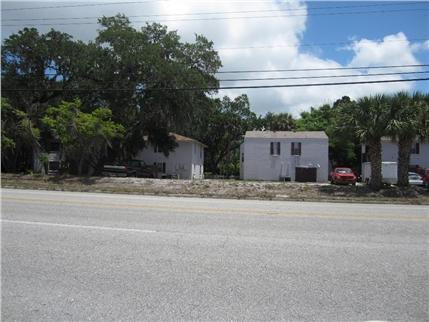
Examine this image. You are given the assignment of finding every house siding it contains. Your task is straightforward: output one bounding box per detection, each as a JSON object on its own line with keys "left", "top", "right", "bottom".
{"left": 240, "top": 136, "right": 329, "bottom": 182}
{"left": 380, "top": 141, "right": 429, "bottom": 169}
{"left": 191, "top": 143, "right": 205, "bottom": 179}
{"left": 136, "top": 141, "right": 205, "bottom": 179}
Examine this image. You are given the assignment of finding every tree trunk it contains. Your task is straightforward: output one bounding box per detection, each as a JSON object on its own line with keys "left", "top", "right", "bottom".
{"left": 368, "top": 139, "right": 382, "bottom": 190}
{"left": 78, "top": 156, "right": 85, "bottom": 176}
{"left": 397, "top": 137, "right": 412, "bottom": 187}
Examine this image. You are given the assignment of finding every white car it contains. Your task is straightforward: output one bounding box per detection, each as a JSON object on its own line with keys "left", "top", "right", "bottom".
{"left": 408, "top": 172, "right": 424, "bottom": 186}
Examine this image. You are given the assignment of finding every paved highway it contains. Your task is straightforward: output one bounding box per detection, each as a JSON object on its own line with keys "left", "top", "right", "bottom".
{"left": 2, "top": 188, "right": 428, "bottom": 321}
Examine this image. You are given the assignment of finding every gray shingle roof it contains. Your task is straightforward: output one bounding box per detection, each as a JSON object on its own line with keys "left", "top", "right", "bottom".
{"left": 244, "top": 131, "right": 328, "bottom": 139}
{"left": 143, "top": 133, "right": 207, "bottom": 147}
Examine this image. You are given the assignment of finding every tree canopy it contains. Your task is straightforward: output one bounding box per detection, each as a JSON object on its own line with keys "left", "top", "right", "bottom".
{"left": 1, "top": 15, "right": 222, "bottom": 174}
{"left": 191, "top": 94, "right": 258, "bottom": 175}
{"left": 42, "top": 99, "right": 124, "bottom": 175}
{"left": 1, "top": 16, "right": 428, "bottom": 184}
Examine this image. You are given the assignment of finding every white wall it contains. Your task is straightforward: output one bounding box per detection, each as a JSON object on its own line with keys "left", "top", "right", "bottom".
{"left": 136, "top": 141, "right": 205, "bottom": 179}
{"left": 191, "top": 143, "right": 205, "bottom": 179}
{"left": 241, "top": 138, "right": 329, "bottom": 182}
{"left": 381, "top": 141, "right": 429, "bottom": 169}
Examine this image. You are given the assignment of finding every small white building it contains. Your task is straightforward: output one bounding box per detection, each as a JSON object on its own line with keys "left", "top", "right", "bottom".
{"left": 362, "top": 138, "right": 429, "bottom": 169}
{"left": 240, "top": 131, "right": 329, "bottom": 182}
{"left": 135, "top": 133, "right": 206, "bottom": 179}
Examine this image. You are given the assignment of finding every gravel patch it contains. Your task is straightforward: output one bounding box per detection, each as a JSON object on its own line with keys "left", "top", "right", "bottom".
{"left": 2, "top": 174, "right": 428, "bottom": 205}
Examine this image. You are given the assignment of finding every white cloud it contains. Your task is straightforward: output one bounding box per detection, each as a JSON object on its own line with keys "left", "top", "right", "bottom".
{"left": 269, "top": 32, "right": 420, "bottom": 117}
{"left": 2, "top": 1, "right": 425, "bottom": 118}
{"left": 154, "top": 2, "right": 422, "bottom": 117}
{"left": 411, "top": 40, "right": 429, "bottom": 53}
{"left": 348, "top": 32, "right": 418, "bottom": 68}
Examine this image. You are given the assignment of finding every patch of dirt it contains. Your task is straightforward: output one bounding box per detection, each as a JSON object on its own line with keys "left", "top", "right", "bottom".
{"left": 2, "top": 174, "right": 428, "bottom": 204}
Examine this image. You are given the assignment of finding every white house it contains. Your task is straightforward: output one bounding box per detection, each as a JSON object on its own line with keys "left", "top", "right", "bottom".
{"left": 362, "top": 138, "right": 429, "bottom": 169}
{"left": 240, "top": 131, "right": 329, "bottom": 182}
{"left": 135, "top": 133, "right": 206, "bottom": 179}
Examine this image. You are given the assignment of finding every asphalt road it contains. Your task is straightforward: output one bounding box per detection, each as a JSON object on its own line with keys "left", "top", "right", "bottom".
{"left": 2, "top": 188, "right": 428, "bottom": 321}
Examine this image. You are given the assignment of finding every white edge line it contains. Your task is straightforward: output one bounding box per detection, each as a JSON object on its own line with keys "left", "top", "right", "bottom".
{"left": 1, "top": 219, "right": 157, "bottom": 233}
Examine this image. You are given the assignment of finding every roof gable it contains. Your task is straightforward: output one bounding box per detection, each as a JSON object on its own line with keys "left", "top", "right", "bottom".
{"left": 169, "top": 133, "right": 207, "bottom": 147}
{"left": 143, "top": 133, "right": 207, "bottom": 147}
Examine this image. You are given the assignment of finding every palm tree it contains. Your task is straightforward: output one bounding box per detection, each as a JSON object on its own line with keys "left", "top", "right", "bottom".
{"left": 339, "top": 95, "right": 390, "bottom": 190}
{"left": 387, "top": 92, "right": 426, "bottom": 186}
{"left": 418, "top": 93, "right": 429, "bottom": 139}
{"left": 262, "top": 112, "right": 296, "bottom": 131}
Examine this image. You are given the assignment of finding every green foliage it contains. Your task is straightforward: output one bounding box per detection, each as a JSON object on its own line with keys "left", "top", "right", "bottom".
{"left": 387, "top": 91, "right": 429, "bottom": 140}
{"left": 296, "top": 104, "right": 334, "bottom": 131}
{"left": 385, "top": 91, "right": 429, "bottom": 186}
{"left": 42, "top": 99, "right": 124, "bottom": 175}
{"left": 336, "top": 94, "right": 391, "bottom": 190}
{"left": 193, "top": 95, "right": 257, "bottom": 175}
{"left": 296, "top": 98, "right": 360, "bottom": 169}
{"left": 417, "top": 93, "right": 429, "bottom": 139}
{"left": 2, "top": 17, "right": 428, "bottom": 180}
{"left": 1, "top": 15, "right": 222, "bottom": 171}
{"left": 341, "top": 95, "right": 391, "bottom": 142}
{"left": 1, "top": 97, "right": 40, "bottom": 171}
{"left": 1, "top": 28, "right": 85, "bottom": 114}
{"left": 1, "top": 98, "right": 17, "bottom": 151}
{"left": 259, "top": 112, "right": 296, "bottom": 131}
{"left": 93, "top": 15, "right": 222, "bottom": 158}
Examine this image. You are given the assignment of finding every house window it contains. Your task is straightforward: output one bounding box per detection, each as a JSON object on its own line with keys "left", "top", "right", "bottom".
{"left": 270, "top": 142, "right": 281, "bottom": 156}
{"left": 241, "top": 153, "right": 244, "bottom": 162}
{"left": 291, "top": 142, "right": 302, "bottom": 155}
{"left": 154, "top": 162, "right": 166, "bottom": 173}
{"left": 154, "top": 145, "right": 161, "bottom": 153}
{"left": 411, "top": 143, "right": 420, "bottom": 155}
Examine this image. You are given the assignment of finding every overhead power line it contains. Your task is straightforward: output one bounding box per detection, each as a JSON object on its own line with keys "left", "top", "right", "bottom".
{"left": 217, "top": 64, "right": 429, "bottom": 74}
{"left": 217, "top": 38, "right": 428, "bottom": 51}
{"left": 3, "top": 8, "right": 427, "bottom": 27}
{"left": 2, "top": 1, "right": 424, "bottom": 21}
{"left": 2, "top": 78, "right": 428, "bottom": 92}
{"left": 2, "top": 0, "right": 163, "bottom": 12}
{"left": 21, "top": 65, "right": 429, "bottom": 78}
{"left": 2, "top": 0, "right": 424, "bottom": 12}
{"left": 218, "top": 70, "right": 429, "bottom": 82}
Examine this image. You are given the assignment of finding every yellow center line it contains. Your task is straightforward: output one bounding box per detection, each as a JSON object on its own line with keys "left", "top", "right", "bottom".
{"left": 2, "top": 196, "right": 427, "bottom": 222}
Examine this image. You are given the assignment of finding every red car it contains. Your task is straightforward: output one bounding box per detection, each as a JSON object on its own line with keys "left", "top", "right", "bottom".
{"left": 330, "top": 167, "right": 357, "bottom": 185}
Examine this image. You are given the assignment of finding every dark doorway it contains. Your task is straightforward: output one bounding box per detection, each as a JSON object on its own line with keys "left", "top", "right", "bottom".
{"left": 295, "top": 167, "right": 317, "bottom": 182}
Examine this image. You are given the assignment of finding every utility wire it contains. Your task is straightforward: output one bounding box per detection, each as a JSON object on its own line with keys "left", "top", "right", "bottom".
{"left": 2, "top": 0, "right": 164, "bottom": 12}
{"left": 3, "top": 1, "right": 424, "bottom": 21}
{"left": 2, "top": 0, "right": 424, "bottom": 12}
{"left": 217, "top": 38, "right": 428, "bottom": 50}
{"left": 3, "top": 8, "right": 427, "bottom": 27}
{"left": 2, "top": 78, "right": 428, "bottom": 92}
{"left": 26, "top": 65, "right": 429, "bottom": 77}
{"left": 217, "top": 64, "right": 429, "bottom": 74}
{"left": 218, "top": 70, "right": 429, "bottom": 82}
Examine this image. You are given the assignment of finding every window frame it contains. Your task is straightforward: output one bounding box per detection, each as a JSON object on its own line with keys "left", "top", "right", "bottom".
{"left": 270, "top": 141, "right": 281, "bottom": 156}
{"left": 411, "top": 142, "right": 420, "bottom": 155}
{"left": 291, "top": 142, "right": 302, "bottom": 156}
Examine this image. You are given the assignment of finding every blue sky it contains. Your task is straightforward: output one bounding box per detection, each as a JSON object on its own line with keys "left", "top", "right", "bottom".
{"left": 2, "top": 1, "right": 429, "bottom": 116}
{"left": 303, "top": 1, "right": 429, "bottom": 65}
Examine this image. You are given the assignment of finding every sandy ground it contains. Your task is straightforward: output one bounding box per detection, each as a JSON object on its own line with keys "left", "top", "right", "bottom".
{"left": 2, "top": 174, "right": 428, "bottom": 205}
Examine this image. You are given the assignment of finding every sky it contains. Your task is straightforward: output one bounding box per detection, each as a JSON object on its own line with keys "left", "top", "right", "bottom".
{"left": 2, "top": 0, "right": 429, "bottom": 117}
